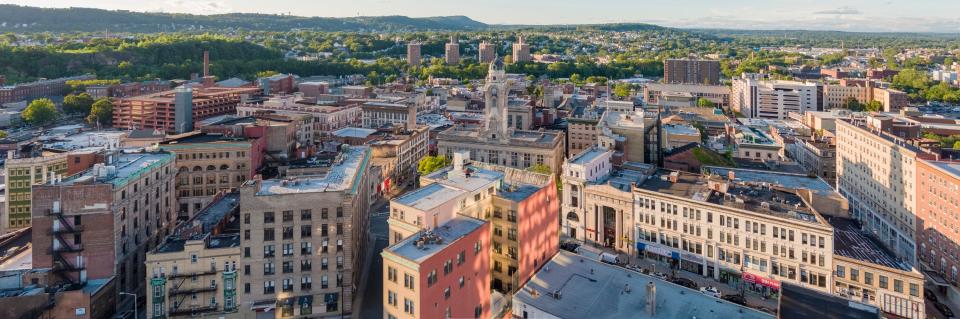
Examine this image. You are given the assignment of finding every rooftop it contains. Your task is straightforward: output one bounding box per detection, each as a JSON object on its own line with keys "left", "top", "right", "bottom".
{"left": 60, "top": 151, "right": 173, "bottom": 189}
{"left": 645, "top": 83, "right": 731, "bottom": 94}
{"left": 569, "top": 147, "right": 610, "bottom": 165}
{"left": 703, "top": 167, "right": 834, "bottom": 196}
{"left": 257, "top": 146, "right": 369, "bottom": 195}
{"left": 779, "top": 283, "right": 879, "bottom": 319}
{"left": 636, "top": 169, "right": 824, "bottom": 224}
{"left": 332, "top": 127, "right": 377, "bottom": 139}
{"left": 830, "top": 218, "right": 912, "bottom": 271}
{"left": 437, "top": 125, "right": 562, "bottom": 147}
{"left": 42, "top": 131, "right": 126, "bottom": 151}
{"left": 663, "top": 123, "right": 701, "bottom": 136}
{"left": 393, "top": 183, "right": 465, "bottom": 212}
{"left": 385, "top": 216, "right": 487, "bottom": 263}
{"left": 424, "top": 164, "right": 503, "bottom": 193}
{"left": 514, "top": 251, "right": 773, "bottom": 319}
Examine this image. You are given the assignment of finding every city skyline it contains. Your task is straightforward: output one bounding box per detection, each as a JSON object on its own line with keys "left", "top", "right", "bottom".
{"left": 1, "top": 0, "right": 960, "bottom": 33}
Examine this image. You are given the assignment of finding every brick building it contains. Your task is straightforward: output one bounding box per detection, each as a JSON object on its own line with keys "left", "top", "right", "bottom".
{"left": 663, "top": 59, "right": 721, "bottom": 85}
{"left": 31, "top": 150, "right": 177, "bottom": 304}
{"left": 113, "top": 86, "right": 260, "bottom": 133}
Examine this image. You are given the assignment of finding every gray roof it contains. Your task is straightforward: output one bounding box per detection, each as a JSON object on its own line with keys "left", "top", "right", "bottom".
{"left": 514, "top": 251, "right": 773, "bottom": 319}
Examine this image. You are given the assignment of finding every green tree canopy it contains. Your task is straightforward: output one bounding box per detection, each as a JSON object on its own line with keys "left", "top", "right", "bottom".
{"left": 612, "top": 82, "right": 632, "bottom": 99}
{"left": 86, "top": 98, "right": 114, "bottom": 127}
{"left": 417, "top": 155, "right": 450, "bottom": 175}
{"left": 841, "top": 97, "right": 864, "bottom": 112}
{"left": 63, "top": 92, "right": 94, "bottom": 114}
{"left": 23, "top": 98, "right": 58, "bottom": 125}
{"left": 527, "top": 163, "right": 552, "bottom": 175}
{"left": 696, "top": 98, "right": 716, "bottom": 108}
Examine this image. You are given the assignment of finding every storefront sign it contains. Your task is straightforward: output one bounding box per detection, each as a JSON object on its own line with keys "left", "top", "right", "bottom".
{"left": 743, "top": 272, "right": 780, "bottom": 290}
{"left": 637, "top": 241, "right": 677, "bottom": 259}
{"left": 682, "top": 252, "right": 705, "bottom": 264}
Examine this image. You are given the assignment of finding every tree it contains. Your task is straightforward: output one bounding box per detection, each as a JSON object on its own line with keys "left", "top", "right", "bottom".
{"left": 841, "top": 97, "right": 863, "bottom": 111}
{"left": 417, "top": 155, "right": 450, "bottom": 175}
{"left": 256, "top": 70, "right": 280, "bottom": 78}
{"left": 0, "top": 130, "right": 7, "bottom": 138}
{"left": 86, "top": 98, "right": 113, "bottom": 127}
{"left": 22, "top": 98, "right": 58, "bottom": 125}
{"left": 954, "top": 140, "right": 960, "bottom": 150}
{"left": 864, "top": 100, "right": 883, "bottom": 112}
{"left": 118, "top": 61, "right": 133, "bottom": 70}
{"left": 63, "top": 93, "right": 94, "bottom": 114}
{"left": 612, "top": 83, "right": 632, "bottom": 99}
{"left": 696, "top": 98, "right": 716, "bottom": 108}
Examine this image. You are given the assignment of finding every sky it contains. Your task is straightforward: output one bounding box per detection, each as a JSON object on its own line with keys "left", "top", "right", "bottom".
{"left": 3, "top": 0, "right": 960, "bottom": 33}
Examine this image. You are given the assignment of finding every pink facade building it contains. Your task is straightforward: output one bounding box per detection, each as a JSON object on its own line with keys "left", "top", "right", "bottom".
{"left": 381, "top": 216, "right": 490, "bottom": 319}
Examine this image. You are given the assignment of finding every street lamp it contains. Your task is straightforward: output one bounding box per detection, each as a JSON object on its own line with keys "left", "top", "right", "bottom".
{"left": 120, "top": 292, "right": 137, "bottom": 319}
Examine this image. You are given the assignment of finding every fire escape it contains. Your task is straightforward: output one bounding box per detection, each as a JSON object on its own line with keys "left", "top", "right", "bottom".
{"left": 49, "top": 205, "right": 84, "bottom": 286}
{"left": 167, "top": 269, "right": 218, "bottom": 316}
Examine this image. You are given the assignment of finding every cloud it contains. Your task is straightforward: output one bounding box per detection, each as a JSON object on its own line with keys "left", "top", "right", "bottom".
{"left": 813, "top": 6, "right": 862, "bottom": 15}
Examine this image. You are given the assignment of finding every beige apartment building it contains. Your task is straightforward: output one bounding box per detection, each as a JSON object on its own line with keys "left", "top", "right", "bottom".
{"left": 146, "top": 192, "right": 242, "bottom": 318}
{"left": 836, "top": 116, "right": 925, "bottom": 265}
{"left": 3, "top": 152, "right": 67, "bottom": 233}
{"left": 632, "top": 169, "right": 838, "bottom": 295}
{"left": 161, "top": 133, "right": 261, "bottom": 218}
{"left": 238, "top": 146, "right": 373, "bottom": 318}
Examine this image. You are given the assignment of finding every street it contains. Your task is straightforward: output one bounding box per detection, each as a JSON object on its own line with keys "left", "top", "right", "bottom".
{"left": 353, "top": 198, "right": 390, "bottom": 319}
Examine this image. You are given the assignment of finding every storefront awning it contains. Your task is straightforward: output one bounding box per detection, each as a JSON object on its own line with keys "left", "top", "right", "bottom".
{"left": 743, "top": 272, "right": 780, "bottom": 290}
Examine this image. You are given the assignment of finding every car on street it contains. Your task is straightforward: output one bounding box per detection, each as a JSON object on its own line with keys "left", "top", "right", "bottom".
{"left": 721, "top": 294, "right": 748, "bottom": 306}
{"left": 700, "top": 286, "right": 722, "bottom": 298}
{"left": 926, "top": 288, "right": 939, "bottom": 302}
{"left": 935, "top": 301, "right": 955, "bottom": 318}
{"left": 670, "top": 277, "right": 698, "bottom": 289}
{"left": 560, "top": 242, "right": 580, "bottom": 253}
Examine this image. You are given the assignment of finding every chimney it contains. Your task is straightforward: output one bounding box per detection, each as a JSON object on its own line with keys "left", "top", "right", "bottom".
{"left": 203, "top": 51, "right": 210, "bottom": 77}
{"left": 452, "top": 150, "right": 469, "bottom": 176}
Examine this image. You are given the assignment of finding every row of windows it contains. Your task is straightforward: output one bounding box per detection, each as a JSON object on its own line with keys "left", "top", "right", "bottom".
{"left": 836, "top": 265, "right": 919, "bottom": 297}
{"left": 175, "top": 151, "right": 246, "bottom": 161}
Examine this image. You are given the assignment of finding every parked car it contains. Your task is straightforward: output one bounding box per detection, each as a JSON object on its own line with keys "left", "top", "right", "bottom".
{"left": 560, "top": 242, "right": 580, "bottom": 253}
{"left": 935, "top": 301, "right": 955, "bottom": 318}
{"left": 700, "top": 286, "right": 722, "bottom": 298}
{"left": 670, "top": 277, "right": 698, "bottom": 289}
{"left": 721, "top": 294, "right": 748, "bottom": 306}
{"left": 925, "top": 288, "right": 938, "bottom": 302}
{"left": 600, "top": 252, "right": 622, "bottom": 265}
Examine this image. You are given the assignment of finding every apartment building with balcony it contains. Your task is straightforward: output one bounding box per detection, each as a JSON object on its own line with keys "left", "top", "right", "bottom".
{"left": 238, "top": 146, "right": 373, "bottom": 318}
{"left": 146, "top": 192, "right": 241, "bottom": 318}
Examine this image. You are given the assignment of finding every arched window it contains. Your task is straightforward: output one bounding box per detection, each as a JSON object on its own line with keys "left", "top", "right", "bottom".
{"left": 207, "top": 165, "right": 216, "bottom": 171}
{"left": 193, "top": 166, "right": 203, "bottom": 172}
{"left": 178, "top": 167, "right": 188, "bottom": 173}
{"left": 220, "top": 164, "right": 229, "bottom": 170}
{"left": 566, "top": 212, "right": 579, "bottom": 223}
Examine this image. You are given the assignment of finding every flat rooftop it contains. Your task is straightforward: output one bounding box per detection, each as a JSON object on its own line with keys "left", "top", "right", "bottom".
{"left": 0, "top": 246, "right": 31, "bottom": 272}
{"left": 703, "top": 167, "right": 834, "bottom": 196}
{"left": 61, "top": 151, "right": 173, "bottom": 189}
{"left": 386, "top": 216, "right": 486, "bottom": 263}
{"left": 393, "top": 183, "right": 465, "bottom": 212}
{"left": 155, "top": 233, "right": 240, "bottom": 254}
{"left": 663, "top": 124, "right": 701, "bottom": 136}
{"left": 514, "top": 251, "right": 773, "bottom": 319}
{"left": 931, "top": 161, "right": 960, "bottom": 177}
{"left": 636, "top": 170, "right": 823, "bottom": 224}
{"left": 830, "top": 218, "right": 911, "bottom": 271}
{"left": 569, "top": 147, "right": 609, "bottom": 165}
{"left": 437, "top": 125, "right": 562, "bottom": 147}
{"left": 780, "top": 283, "right": 879, "bottom": 319}
{"left": 332, "top": 127, "right": 377, "bottom": 139}
{"left": 257, "top": 146, "right": 369, "bottom": 195}
{"left": 42, "top": 131, "right": 127, "bottom": 151}
{"left": 425, "top": 164, "right": 503, "bottom": 193}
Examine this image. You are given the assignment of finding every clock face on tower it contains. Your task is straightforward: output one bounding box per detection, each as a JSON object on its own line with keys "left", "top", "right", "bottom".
{"left": 490, "top": 87, "right": 498, "bottom": 97}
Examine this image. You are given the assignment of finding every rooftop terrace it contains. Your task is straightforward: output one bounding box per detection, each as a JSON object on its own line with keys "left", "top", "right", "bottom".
{"left": 514, "top": 251, "right": 773, "bottom": 319}
{"left": 386, "top": 216, "right": 486, "bottom": 263}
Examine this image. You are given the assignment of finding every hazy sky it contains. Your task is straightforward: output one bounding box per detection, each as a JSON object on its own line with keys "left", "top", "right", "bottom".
{"left": 4, "top": 0, "right": 960, "bottom": 32}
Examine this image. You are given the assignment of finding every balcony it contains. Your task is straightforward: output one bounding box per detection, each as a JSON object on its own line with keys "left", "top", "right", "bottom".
{"left": 170, "top": 283, "right": 217, "bottom": 295}
{"left": 168, "top": 305, "right": 218, "bottom": 316}
{"left": 167, "top": 270, "right": 217, "bottom": 278}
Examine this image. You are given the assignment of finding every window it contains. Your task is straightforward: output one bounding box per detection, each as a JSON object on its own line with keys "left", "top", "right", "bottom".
{"left": 301, "top": 209, "right": 312, "bottom": 220}
{"left": 864, "top": 272, "right": 873, "bottom": 285}
{"left": 404, "top": 298, "right": 415, "bottom": 315}
{"left": 388, "top": 267, "right": 397, "bottom": 283}
{"left": 879, "top": 275, "right": 889, "bottom": 289}
{"left": 427, "top": 270, "right": 438, "bottom": 287}
{"left": 301, "top": 242, "right": 313, "bottom": 255}
{"left": 264, "top": 212, "right": 275, "bottom": 223}
{"left": 894, "top": 279, "right": 903, "bottom": 293}
{"left": 404, "top": 273, "right": 415, "bottom": 291}
{"left": 263, "top": 280, "right": 275, "bottom": 294}
{"left": 909, "top": 283, "right": 919, "bottom": 297}
{"left": 850, "top": 268, "right": 859, "bottom": 282}
{"left": 444, "top": 287, "right": 451, "bottom": 299}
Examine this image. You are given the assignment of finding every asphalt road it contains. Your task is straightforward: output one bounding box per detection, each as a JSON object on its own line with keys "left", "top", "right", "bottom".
{"left": 356, "top": 202, "right": 389, "bottom": 319}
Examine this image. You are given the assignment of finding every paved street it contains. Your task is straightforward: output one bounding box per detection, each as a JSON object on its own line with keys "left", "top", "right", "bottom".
{"left": 353, "top": 191, "right": 399, "bottom": 318}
